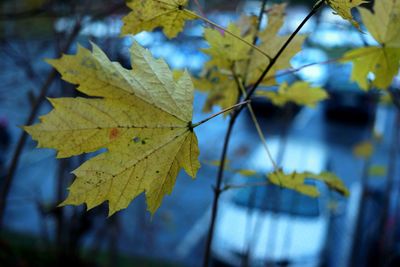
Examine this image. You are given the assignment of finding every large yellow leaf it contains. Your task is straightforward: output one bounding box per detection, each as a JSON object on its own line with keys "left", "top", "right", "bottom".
{"left": 257, "top": 81, "right": 328, "bottom": 107}
{"left": 25, "top": 42, "right": 200, "bottom": 215}
{"left": 121, "top": 0, "right": 196, "bottom": 38}
{"left": 325, "top": 0, "right": 367, "bottom": 28}
{"left": 342, "top": 0, "right": 400, "bottom": 90}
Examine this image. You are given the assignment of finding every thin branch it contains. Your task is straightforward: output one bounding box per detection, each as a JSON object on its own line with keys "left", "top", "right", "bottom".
{"left": 202, "top": 2, "right": 323, "bottom": 266}
{"left": 240, "top": 0, "right": 324, "bottom": 107}
{"left": 231, "top": 66, "right": 278, "bottom": 170}
{"left": 202, "top": 110, "right": 239, "bottom": 267}
{"left": 222, "top": 181, "right": 270, "bottom": 192}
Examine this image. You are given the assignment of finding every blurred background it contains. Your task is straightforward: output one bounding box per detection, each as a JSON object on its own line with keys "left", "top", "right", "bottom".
{"left": 1, "top": 0, "right": 400, "bottom": 266}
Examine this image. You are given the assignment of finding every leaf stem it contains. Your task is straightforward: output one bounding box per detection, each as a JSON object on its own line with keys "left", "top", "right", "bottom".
{"left": 183, "top": 9, "right": 272, "bottom": 60}
{"left": 231, "top": 66, "right": 278, "bottom": 170}
{"left": 191, "top": 100, "right": 250, "bottom": 129}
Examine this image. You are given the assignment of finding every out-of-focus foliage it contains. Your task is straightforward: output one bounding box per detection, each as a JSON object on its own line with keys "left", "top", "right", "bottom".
{"left": 268, "top": 169, "right": 350, "bottom": 197}
{"left": 256, "top": 81, "right": 328, "bottom": 107}
{"left": 352, "top": 141, "right": 374, "bottom": 159}
{"left": 342, "top": 0, "right": 400, "bottom": 90}
{"left": 195, "top": 4, "right": 305, "bottom": 111}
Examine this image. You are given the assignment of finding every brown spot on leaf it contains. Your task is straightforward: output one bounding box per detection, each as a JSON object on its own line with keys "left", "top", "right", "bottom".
{"left": 109, "top": 128, "right": 120, "bottom": 140}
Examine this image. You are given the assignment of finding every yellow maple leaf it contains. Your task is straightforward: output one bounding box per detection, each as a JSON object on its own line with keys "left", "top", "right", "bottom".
{"left": 242, "top": 4, "right": 306, "bottom": 86}
{"left": 325, "top": 0, "right": 368, "bottom": 28}
{"left": 202, "top": 23, "right": 253, "bottom": 69}
{"left": 257, "top": 81, "right": 328, "bottom": 107}
{"left": 268, "top": 170, "right": 349, "bottom": 197}
{"left": 25, "top": 42, "right": 200, "bottom": 215}
{"left": 342, "top": 0, "right": 400, "bottom": 90}
{"left": 121, "top": 0, "right": 196, "bottom": 38}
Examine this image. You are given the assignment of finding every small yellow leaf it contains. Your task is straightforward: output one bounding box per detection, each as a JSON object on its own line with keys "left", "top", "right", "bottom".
{"left": 368, "top": 165, "right": 387, "bottom": 177}
{"left": 268, "top": 170, "right": 349, "bottom": 197}
{"left": 257, "top": 81, "right": 328, "bottom": 107}
{"left": 268, "top": 170, "right": 320, "bottom": 197}
{"left": 325, "top": 0, "right": 368, "bottom": 28}
{"left": 235, "top": 169, "right": 258, "bottom": 177}
{"left": 121, "top": 0, "right": 196, "bottom": 38}
{"left": 352, "top": 141, "right": 374, "bottom": 159}
{"left": 25, "top": 42, "right": 200, "bottom": 215}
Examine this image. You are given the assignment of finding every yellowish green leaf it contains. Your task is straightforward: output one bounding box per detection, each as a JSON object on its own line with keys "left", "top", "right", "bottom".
{"left": 25, "top": 42, "right": 200, "bottom": 215}
{"left": 325, "top": 0, "right": 368, "bottom": 28}
{"left": 352, "top": 140, "right": 374, "bottom": 159}
{"left": 257, "top": 81, "right": 328, "bottom": 107}
{"left": 121, "top": 0, "right": 196, "bottom": 38}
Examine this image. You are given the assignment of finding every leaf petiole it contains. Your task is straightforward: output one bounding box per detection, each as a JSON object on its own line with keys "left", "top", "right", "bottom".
{"left": 191, "top": 100, "right": 250, "bottom": 129}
